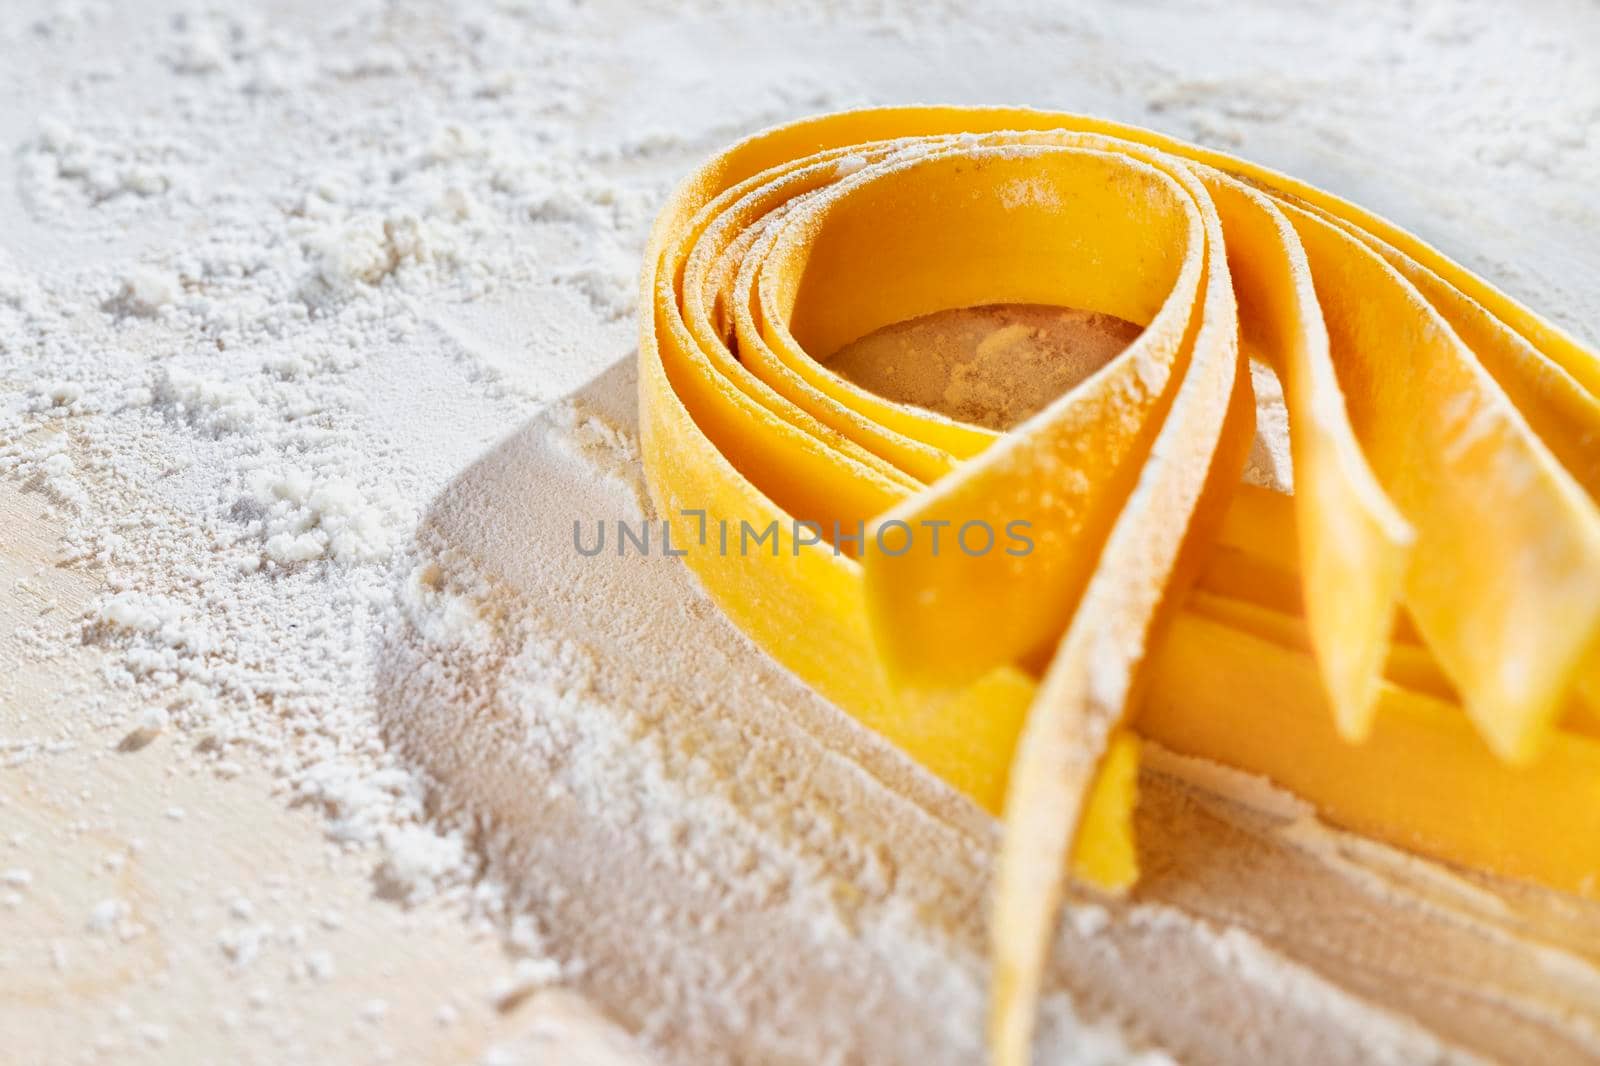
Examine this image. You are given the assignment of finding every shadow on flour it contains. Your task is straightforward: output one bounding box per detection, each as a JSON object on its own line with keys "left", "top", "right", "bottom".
{"left": 370, "top": 354, "right": 1013, "bottom": 1065}
{"left": 371, "top": 353, "right": 1600, "bottom": 1066}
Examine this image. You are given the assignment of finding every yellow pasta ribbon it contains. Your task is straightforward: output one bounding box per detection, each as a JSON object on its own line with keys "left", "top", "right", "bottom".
{"left": 636, "top": 107, "right": 1600, "bottom": 1065}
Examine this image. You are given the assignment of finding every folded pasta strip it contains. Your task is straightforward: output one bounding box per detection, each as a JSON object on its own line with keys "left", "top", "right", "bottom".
{"left": 637, "top": 107, "right": 1600, "bottom": 1065}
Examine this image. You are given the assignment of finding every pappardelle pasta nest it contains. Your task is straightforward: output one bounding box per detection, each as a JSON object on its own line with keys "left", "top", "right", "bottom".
{"left": 636, "top": 107, "right": 1600, "bottom": 1065}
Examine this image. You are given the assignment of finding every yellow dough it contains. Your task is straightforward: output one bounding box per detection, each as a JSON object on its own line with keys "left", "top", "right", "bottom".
{"left": 636, "top": 107, "right": 1600, "bottom": 1065}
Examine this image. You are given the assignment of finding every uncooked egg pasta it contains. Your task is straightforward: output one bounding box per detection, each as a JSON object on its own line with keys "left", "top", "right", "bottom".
{"left": 636, "top": 106, "right": 1600, "bottom": 1064}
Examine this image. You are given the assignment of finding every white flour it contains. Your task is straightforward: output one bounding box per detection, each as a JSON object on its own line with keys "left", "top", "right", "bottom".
{"left": 3, "top": 0, "right": 1599, "bottom": 1063}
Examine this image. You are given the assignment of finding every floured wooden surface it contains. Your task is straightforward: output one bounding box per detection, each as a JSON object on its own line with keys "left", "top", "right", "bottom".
{"left": 3, "top": 0, "right": 1600, "bottom": 1062}
{"left": 0, "top": 480, "right": 649, "bottom": 1064}
{"left": 826, "top": 304, "right": 1145, "bottom": 432}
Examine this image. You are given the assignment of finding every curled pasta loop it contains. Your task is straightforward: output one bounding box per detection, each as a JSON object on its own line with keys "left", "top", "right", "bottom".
{"left": 637, "top": 107, "right": 1600, "bottom": 1064}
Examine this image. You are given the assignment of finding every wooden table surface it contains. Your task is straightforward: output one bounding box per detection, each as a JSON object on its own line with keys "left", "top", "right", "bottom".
{"left": 0, "top": 479, "right": 648, "bottom": 1065}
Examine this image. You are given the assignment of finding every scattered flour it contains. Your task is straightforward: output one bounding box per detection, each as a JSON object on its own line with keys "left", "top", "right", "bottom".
{"left": 2, "top": 0, "right": 1599, "bottom": 1064}
{"left": 116, "top": 267, "right": 182, "bottom": 316}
